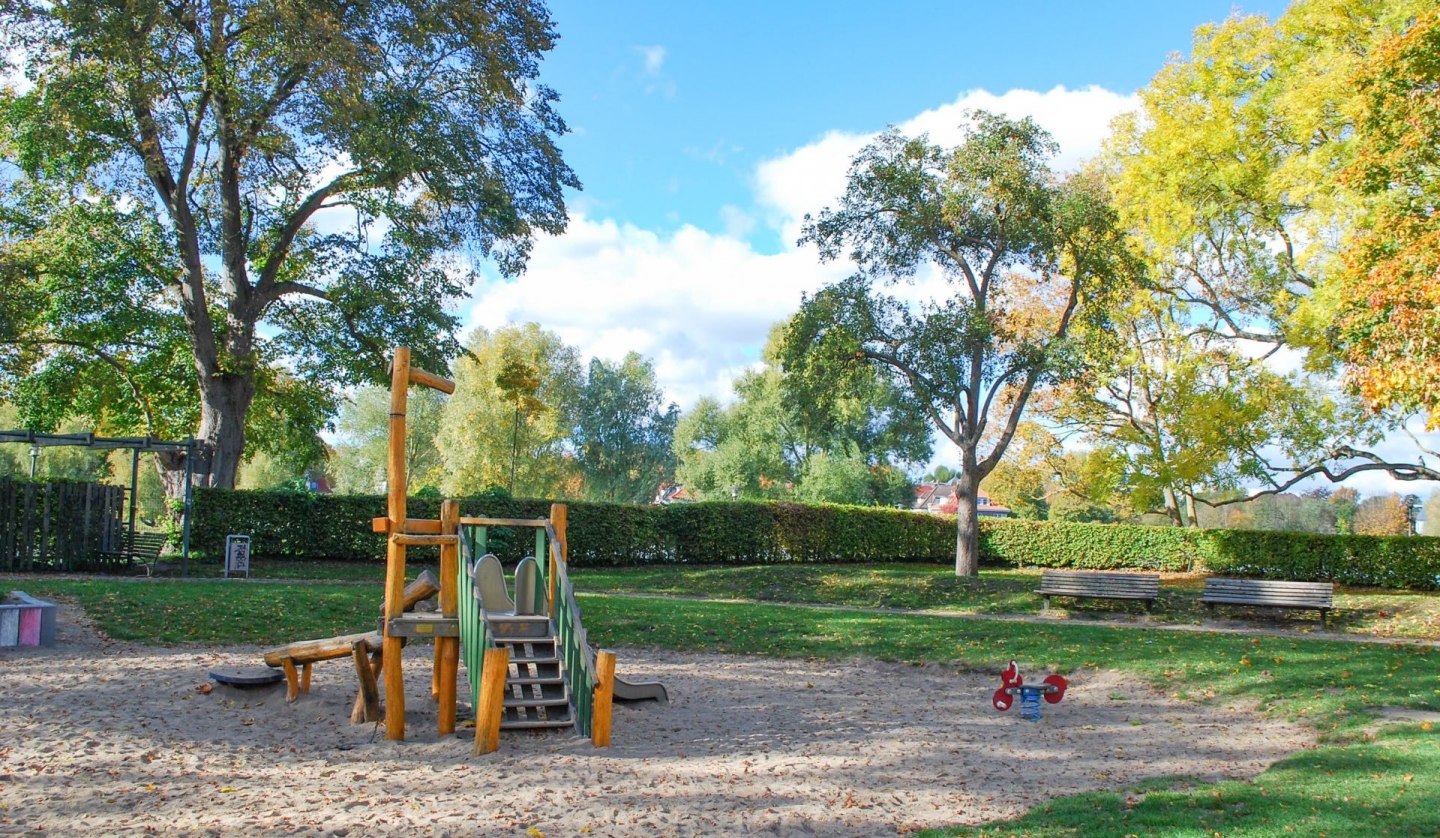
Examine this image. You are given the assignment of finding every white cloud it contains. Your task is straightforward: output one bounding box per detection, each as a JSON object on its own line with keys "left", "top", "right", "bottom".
{"left": 465, "top": 86, "right": 1139, "bottom": 419}
{"left": 755, "top": 85, "right": 1138, "bottom": 245}
{"left": 464, "top": 214, "right": 848, "bottom": 409}
{"left": 637, "top": 45, "right": 666, "bottom": 76}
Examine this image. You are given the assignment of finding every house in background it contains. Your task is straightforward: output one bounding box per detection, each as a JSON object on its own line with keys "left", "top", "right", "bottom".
{"left": 912, "top": 481, "right": 1011, "bottom": 518}
{"left": 652, "top": 484, "right": 693, "bottom": 505}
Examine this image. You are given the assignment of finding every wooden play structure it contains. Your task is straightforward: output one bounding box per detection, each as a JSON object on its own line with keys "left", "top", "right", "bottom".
{"left": 262, "top": 347, "right": 662, "bottom": 753}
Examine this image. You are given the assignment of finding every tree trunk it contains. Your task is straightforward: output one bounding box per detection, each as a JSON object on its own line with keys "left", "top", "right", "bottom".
{"left": 197, "top": 375, "right": 256, "bottom": 489}
{"left": 1162, "top": 486, "right": 1185, "bottom": 527}
{"left": 953, "top": 458, "right": 981, "bottom": 577}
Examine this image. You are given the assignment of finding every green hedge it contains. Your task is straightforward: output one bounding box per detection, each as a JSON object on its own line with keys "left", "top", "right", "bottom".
{"left": 984, "top": 518, "right": 1440, "bottom": 590}
{"left": 189, "top": 490, "right": 956, "bottom": 567}
{"left": 190, "top": 489, "right": 1440, "bottom": 590}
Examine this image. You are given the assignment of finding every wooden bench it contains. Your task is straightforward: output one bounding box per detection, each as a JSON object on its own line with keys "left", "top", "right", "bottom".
{"left": 1201, "top": 578, "right": 1334, "bottom": 627}
{"left": 1037, "top": 570, "right": 1160, "bottom": 613}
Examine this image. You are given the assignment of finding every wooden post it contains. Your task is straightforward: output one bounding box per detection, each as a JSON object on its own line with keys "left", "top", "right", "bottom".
{"left": 548, "top": 503, "right": 567, "bottom": 617}
{"left": 436, "top": 498, "right": 460, "bottom": 736}
{"left": 381, "top": 347, "right": 411, "bottom": 741}
{"left": 592, "top": 650, "right": 616, "bottom": 747}
{"left": 473, "top": 647, "right": 510, "bottom": 755}
{"left": 351, "top": 639, "right": 381, "bottom": 723}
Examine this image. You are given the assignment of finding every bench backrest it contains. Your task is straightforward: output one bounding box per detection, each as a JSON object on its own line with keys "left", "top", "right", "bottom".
{"left": 1202, "top": 578, "right": 1333, "bottom": 607}
{"left": 1038, "top": 570, "right": 1160, "bottom": 597}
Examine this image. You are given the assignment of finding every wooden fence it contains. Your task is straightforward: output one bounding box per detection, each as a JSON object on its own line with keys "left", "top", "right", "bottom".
{"left": 0, "top": 477, "right": 127, "bottom": 572}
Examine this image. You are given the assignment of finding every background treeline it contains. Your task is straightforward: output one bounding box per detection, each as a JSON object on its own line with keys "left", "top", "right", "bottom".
{"left": 187, "top": 487, "right": 1440, "bottom": 590}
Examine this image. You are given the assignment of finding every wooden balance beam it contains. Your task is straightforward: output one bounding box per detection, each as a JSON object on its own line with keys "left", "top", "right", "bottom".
{"left": 262, "top": 571, "right": 440, "bottom": 720}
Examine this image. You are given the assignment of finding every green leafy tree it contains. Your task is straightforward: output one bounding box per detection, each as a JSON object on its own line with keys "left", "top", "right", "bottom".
{"left": 329, "top": 386, "right": 445, "bottom": 495}
{"left": 572, "top": 353, "right": 679, "bottom": 504}
{"left": 437, "top": 324, "right": 581, "bottom": 499}
{"left": 674, "top": 328, "right": 929, "bottom": 505}
{"left": 1339, "top": 9, "right": 1440, "bottom": 428}
{"left": 1106, "top": 0, "right": 1440, "bottom": 495}
{"left": 788, "top": 114, "right": 1131, "bottom": 575}
{"left": 1352, "top": 493, "right": 1410, "bottom": 536}
{"left": 1049, "top": 291, "right": 1331, "bottom": 526}
{"left": 0, "top": 0, "right": 576, "bottom": 489}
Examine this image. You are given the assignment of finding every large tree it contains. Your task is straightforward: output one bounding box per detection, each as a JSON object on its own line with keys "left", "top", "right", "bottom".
{"left": 436, "top": 323, "right": 581, "bottom": 499}
{"left": 1105, "top": 0, "right": 1440, "bottom": 498}
{"left": 1048, "top": 289, "right": 1333, "bottom": 526}
{"left": 330, "top": 385, "right": 445, "bottom": 495}
{"left": 0, "top": 0, "right": 576, "bottom": 489}
{"left": 674, "top": 326, "right": 930, "bottom": 506}
{"left": 571, "top": 353, "right": 679, "bottom": 504}
{"left": 1339, "top": 8, "right": 1440, "bottom": 429}
{"left": 789, "top": 114, "right": 1131, "bottom": 575}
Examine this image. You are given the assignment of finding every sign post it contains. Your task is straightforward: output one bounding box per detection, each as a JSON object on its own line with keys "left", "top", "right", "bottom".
{"left": 224, "top": 535, "right": 251, "bottom": 579}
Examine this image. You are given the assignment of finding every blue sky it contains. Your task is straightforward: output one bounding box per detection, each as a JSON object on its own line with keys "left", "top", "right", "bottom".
{"left": 455, "top": 1, "right": 1435, "bottom": 494}
{"left": 538, "top": 1, "right": 1286, "bottom": 251}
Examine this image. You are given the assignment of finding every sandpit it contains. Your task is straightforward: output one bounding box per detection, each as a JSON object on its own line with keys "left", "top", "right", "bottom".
{"left": 0, "top": 603, "right": 1314, "bottom": 836}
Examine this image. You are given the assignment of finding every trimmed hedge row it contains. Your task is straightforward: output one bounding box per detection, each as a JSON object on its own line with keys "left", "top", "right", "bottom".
{"left": 190, "top": 489, "right": 1440, "bottom": 590}
{"left": 985, "top": 519, "right": 1440, "bottom": 590}
{"left": 188, "top": 490, "right": 957, "bottom": 567}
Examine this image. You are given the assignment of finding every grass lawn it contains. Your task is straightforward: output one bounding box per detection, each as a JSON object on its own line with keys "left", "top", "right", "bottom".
{"left": 573, "top": 563, "right": 1440, "bottom": 641}
{"left": 9, "top": 572, "right": 1438, "bottom": 835}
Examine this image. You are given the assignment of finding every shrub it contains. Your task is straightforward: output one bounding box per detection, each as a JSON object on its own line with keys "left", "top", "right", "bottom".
{"left": 188, "top": 488, "right": 1440, "bottom": 590}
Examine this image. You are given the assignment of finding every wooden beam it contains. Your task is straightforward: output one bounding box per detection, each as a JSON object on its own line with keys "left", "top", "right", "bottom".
{"left": 592, "top": 650, "right": 616, "bottom": 748}
{"left": 372, "top": 517, "right": 444, "bottom": 535}
{"left": 456, "top": 516, "right": 550, "bottom": 528}
{"left": 408, "top": 367, "right": 456, "bottom": 394}
{"left": 391, "top": 533, "right": 459, "bottom": 547}
{"left": 473, "top": 647, "right": 510, "bottom": 755}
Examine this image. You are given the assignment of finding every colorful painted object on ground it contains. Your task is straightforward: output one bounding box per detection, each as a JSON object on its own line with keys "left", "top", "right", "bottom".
{"left": 992, "top": 659, "right": 1068, "bottom": 722}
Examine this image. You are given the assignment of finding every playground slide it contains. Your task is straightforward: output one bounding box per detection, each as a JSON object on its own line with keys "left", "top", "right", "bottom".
{"left": 613, "top": 675, "right": 668, "bottom": 704}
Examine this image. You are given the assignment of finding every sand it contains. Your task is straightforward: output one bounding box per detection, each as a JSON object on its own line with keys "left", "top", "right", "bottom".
{"left": 0, "top": 603, "right": 1314, "bottom": 836}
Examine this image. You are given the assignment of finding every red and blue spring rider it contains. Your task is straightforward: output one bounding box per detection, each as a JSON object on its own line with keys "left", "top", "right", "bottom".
{"left": 992, "top": 659, "right": 1068, "bottom": 722}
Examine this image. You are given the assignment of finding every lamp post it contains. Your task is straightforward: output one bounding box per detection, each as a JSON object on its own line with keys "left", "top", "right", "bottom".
{"left": 28, "top": 443, "right": 39, "bottom": 478}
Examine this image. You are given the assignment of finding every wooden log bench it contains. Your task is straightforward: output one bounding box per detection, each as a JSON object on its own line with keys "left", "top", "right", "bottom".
{"left": 1201, "top": 578, "right": 1334, "bottom": 627}
{"left": 260, "top": 570, "right": 439, "bottom": 722}
{"left": 1037, "top": 570, "right": 1161, "bottom": 613}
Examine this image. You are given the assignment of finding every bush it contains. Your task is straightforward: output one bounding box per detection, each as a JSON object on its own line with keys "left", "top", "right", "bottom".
{"left": 189, "top": 488, "right": 1440, "bottom": 590}
{"left": 190, "top": 489, "right": 956, "bottom": 566}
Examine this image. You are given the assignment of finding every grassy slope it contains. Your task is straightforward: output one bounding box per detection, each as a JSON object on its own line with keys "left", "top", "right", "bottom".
{"left": 573, "top": 563, "right": 1440, "bottom": 640}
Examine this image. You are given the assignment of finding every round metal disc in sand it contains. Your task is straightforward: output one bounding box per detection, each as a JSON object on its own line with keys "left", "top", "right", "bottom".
{"left": 209, "top": 667, "right": 284, "bottom": 686}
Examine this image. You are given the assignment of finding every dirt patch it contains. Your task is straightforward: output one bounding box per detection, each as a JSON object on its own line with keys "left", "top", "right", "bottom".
{"left": 0, "top": 603, "right": 1315, "bottom": 835}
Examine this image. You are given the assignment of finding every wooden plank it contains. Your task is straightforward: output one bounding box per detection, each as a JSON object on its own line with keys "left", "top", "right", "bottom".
{"left": 456, "top": 516, "right": 550, "bottom": 528}
{"left": 592, "top": 650, "right": 616, "bottom": 748}
{"left": 473, "top": 647, "right": 510, "bottom": 755}
{"left": 391, "top": 533, "right": 459, "bottom": 547}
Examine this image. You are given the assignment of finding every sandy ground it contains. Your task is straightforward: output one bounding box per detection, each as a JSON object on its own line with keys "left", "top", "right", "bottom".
{"left": 0, "top": 604, "right": 1314, "bottom": 837}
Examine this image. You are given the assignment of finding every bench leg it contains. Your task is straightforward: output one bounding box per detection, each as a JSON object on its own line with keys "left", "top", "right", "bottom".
{"left": 1319, "top": 608, "right": 1328, "bottom": 629}
{"left": 281, "top": 658, "right": 301, "bottom": 703}
{"left": 1040, "top": 595, "right": 1049, "bottom": 616}
{"left": 1144, "top": 599, "right": 1154, "bottom": 614}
